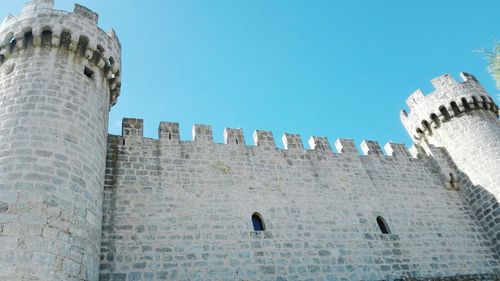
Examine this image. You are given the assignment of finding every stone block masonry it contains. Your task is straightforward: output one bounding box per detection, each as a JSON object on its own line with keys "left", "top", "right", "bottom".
{"left": 2, "top": 1, "right": 500, "bottom": 281}
{"left": 99, "top": 119, "right": 499, "bottom": 280}
{"left": 0, "top": 0, "right": 120, "bottom": 280}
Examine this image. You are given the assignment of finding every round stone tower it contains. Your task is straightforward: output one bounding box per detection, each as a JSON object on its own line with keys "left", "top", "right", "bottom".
{"left": 0, "top": 1, "right": 120, "bottom": 280}
{"left": 401, "top": 72, "right": 500, "bottom": 252}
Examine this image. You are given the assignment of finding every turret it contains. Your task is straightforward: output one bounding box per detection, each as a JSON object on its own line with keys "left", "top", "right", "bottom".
{"left": 401, "top": 72, "right": 500, "bottom": 253}
{"left": 0, "top": 1, "right": 120, "bottom": 280}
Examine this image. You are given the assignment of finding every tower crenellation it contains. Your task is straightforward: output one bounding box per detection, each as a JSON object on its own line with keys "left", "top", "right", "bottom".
{"left": 401, "top": 72, "right": 499, "bottom": 141}
{"left": 0, "top": 0, "right": 121, "bottom": 106}
{"left": 115, "top": 118, "right": 421, "bottom": 159}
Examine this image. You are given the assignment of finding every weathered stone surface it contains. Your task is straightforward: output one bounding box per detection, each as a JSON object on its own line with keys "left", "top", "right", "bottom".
{"left": 1, "top": 2, "right": 500, "bottom": 281}
{"left": 0, "top": 1, "right": 120, "bottom": 280}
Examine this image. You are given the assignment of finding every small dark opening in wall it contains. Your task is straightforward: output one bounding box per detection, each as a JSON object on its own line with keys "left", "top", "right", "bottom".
{"left": 430, "top": 113, "right": 440, "bottom": 127}
{"left": 41, "top": 30, "right": 52, "bottom": 48}
{"left": 450, "top": 101, "right": 461, "bottom": 115}
{"left": 8, "top": 36, "right": 16, "bottom": 52}
{"left": 235, "top": 139, "right": 239, "bottom": 144}
{"left": 422, "top": 120, "right": 431, "bottom": 133}
{"left": 461, "top": 98, "right": 471, "bottom": 111}
{"left": 481, "top": 96, "right": 489, "bottom": 109}
{"left": 76, "top": 36, "right": 89, "bottom": 57}
{"left": 23, "top": 31, "right": 33, "bottom": 48}
{"left": 122, "top": 138, "right": 125, "bottom": 146}
{"left": 472, "top": 96, "right": 480, "bottom": 109}
{"left": 84, "top": 66, "right": 94, "bottom": 80}
{"left": 439, "top": 106, "right": 450, "bottom": 119}
{"left": 252, "top": 212, "right": 265, "bottom": 231}
{"left": 59, "top": 31, "right": 71, "bottom": 50}
{"left": 376, "top": 216, "right": 390, "bottom": 234}
{"left": 168, "top": 133, "right": 172, "bottom": 140}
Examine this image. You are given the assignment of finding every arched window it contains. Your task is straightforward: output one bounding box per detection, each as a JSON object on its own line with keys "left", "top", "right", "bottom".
{"left": 59, "top": 30, "right": 71, "bottom": 50}
{"left": 41, "top": 29, "right": 52, "bottom": 48}
{"left": 23, "top": 30, "right": 33, "bottom": 48}
{"left": 376, "top": 216, "right": 390, "bottom": 234}
{"left": 252, "top": 212, "right": 265, "bottom": 231}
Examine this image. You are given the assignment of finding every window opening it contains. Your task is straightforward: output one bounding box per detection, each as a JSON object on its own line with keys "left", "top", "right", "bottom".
{"left": 76, "top": 36, "right": 89, "bottom": 57}
{"left": 376, "top": 216, "right": 390, "bottom": 234}
{"left": 8, "top": 36, "right": 16, "bottom": 52}
{"left": 59, "top": 31, "right": 71, "bottom": 50}
{"left": 23, "top": 31, "right": 33, "bottom": 48}
{"left": 84, "top": 66, "right": 94, "bottom": 80}
{"left": 41, "top": 30, "right": 52, "bottom": 48}
{"left": 252, "top": 213, "right": 265, "bottom": 231}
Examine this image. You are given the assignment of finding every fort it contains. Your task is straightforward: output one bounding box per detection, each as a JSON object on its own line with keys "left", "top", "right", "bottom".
{"left": 0, "top": 1, "right": 499, "bottom": 281}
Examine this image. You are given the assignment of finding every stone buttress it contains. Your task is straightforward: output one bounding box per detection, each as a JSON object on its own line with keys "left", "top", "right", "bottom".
{"left": 402, "top": 72, "right": 500, "bottom": 253}
{"left": 0, "top": 1, "right": 120, "bottom": 280}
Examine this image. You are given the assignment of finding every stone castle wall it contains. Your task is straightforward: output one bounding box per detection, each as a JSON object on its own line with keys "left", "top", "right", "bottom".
{"left": 99, "top": 119, "right": 499, "bottom": 281}
{"left": 1, "top": 2, "right": 500, "bottom": 281}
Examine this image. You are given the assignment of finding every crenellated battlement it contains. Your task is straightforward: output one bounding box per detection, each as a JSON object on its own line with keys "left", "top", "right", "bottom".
{"left": 118, "top": 118, "right": 420, "bottom": 159}
{"left": 401, "top": 72, "right": 499, "bottom": 140}
{"left": 0, "top": 0, "right": 121, "bottom": 106}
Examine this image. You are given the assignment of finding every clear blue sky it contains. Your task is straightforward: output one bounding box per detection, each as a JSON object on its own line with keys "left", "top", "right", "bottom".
{"left": 2, "top": 1, "right": 499, "bottom": 148}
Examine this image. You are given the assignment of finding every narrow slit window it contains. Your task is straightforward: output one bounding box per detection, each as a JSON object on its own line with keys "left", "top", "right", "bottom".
{"left": 84, "top": 66, "right": 94, "bottom": 80}
{"left": 376, "top": 216, "right": 390, "bottom": 234}
{"left": 252, "top": 213, "right": 265, "bottom": 231}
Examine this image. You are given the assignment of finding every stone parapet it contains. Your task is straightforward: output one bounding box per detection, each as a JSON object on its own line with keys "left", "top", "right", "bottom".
{"left": 401, "top": 72, "right": 498, "bottom": 140}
